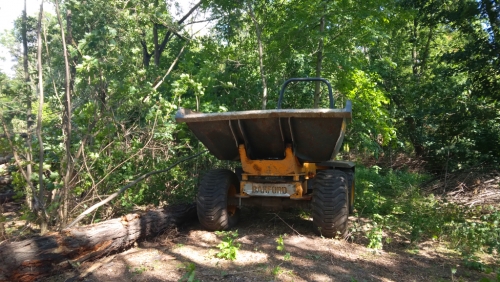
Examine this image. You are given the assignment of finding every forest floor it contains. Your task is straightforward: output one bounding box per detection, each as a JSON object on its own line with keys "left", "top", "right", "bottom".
{"left": 42, "top": 207, "right": 498, "bottom": 282}
{"left": 1, "top": 157, "right": 499, "bottom": 282}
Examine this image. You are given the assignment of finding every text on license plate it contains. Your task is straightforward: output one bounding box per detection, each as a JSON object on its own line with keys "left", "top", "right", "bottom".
{"left": 243, "top": 183, "right": 296, "bottom": 197}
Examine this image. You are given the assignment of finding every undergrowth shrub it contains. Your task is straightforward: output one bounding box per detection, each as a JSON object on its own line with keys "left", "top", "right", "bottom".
{"left": 356, "top": 165, "right": 500, "bottom": 266}
{"left": 215, "top": 230, "right": 240, "bottom": 260}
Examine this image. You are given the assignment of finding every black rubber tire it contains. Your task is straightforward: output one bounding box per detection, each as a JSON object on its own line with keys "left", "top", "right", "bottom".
{"left": 197, "top": 169, "right": 240, "bottom": 231}
{"left": 344, "top": 169, "right": 355, "bottom": 214}
{"left": 312, "top": 170, "right": 349, "bottom": 238}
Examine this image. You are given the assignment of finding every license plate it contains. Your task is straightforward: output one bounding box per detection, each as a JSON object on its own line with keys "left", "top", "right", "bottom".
{"left": 243, "top": 183, "right": 296, "bottom": 197}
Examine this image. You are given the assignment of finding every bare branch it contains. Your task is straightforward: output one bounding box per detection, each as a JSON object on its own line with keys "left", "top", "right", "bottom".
{"left": 156, "top": 0, "right": 203, "bottom": 64}
{"left": 179, "top": 16, "right": 221, "bottom": 29}
{"left": 153, "top": 44, "right": 187, "bottom": 91}
{"left": 269, "top": 213, "right": 303, "bottom": 236}
{"left": 65, "top": 150, "right": 207, "bottom": 229}
{"left": 0, "top": 117, "right": 41, "bottom": 212}
{"left": 177, "top": 0, "right": 203, "bottom": 25}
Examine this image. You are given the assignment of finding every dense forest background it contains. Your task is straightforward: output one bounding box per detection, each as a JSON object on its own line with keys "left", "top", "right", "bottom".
{"left": 0, "top": 0, "right": 498, "bottom": 236}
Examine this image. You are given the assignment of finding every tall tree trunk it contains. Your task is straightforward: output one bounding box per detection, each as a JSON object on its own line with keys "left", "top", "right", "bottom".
{"left": 153, "top": 23, "right": 160, "bottom": 67}
{"left": 141, "top": 39, "right": 152, "bottom": 67}
{"left": 314, "top": 16, "right": 325, "bottom": 108}
{"left": 482, "top": 0, "right": 500, "bottom": 53}
{"left": 36, "top": 0, "right": 47, "bottom": 234}
{"left": 141, "top": 0, "right": 202, "bottom": 67}
{"left": 409, "top": 17, "right": 425, "bottom": 157}
{"left": 0, "top": 203, "right": 3, "bottom": 239}
{"left": 55, "top": 0, "right": 73, "bottom": 227}
{"left": 247, "top": 4, "right": 268, "bottom": 110}
{"left": 411, "top": 18, "right": 418, "bottom": 77}
{"left": 22, "top": 0, "right": 34, "bottom": 211}
{"left": 0, "top": 119, "right": 40, "bottom": 210}
{"left": 0, "top": 85, "right": 6, "bottom": 228}
{"left": 419, "top": 25, "right": 435, "bottom": 75}
{"left": 66, "top": 9, "right": 76, "bottom": 97}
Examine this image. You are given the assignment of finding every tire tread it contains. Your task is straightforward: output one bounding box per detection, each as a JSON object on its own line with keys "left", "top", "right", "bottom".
{"left": 197, "top": 169, "right": 239, "bottom": 231}
{"left": 312, "top": 170, "right": 349, "bottom": 238}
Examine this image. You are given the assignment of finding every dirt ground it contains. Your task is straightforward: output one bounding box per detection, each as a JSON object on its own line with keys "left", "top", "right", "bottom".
{"left": 40, "top": 207, "right": 497, "bottom": 282}
{"left": 2, "top": 157, "right": 498, "bottom": 282}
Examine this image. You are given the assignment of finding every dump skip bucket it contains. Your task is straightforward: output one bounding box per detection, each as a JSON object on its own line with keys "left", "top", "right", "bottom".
{"left": 175, "top": 102, "right": 352, "bottom": 162}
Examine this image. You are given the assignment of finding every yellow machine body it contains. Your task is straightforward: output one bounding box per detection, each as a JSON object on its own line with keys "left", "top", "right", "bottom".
{"left": 237, "top": 144, "right": 321, "bottom": 200}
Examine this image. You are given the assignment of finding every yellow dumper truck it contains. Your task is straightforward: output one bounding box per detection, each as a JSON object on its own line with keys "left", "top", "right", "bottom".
{"left": 175, "top": 78, "right": 355, "bottom": 237}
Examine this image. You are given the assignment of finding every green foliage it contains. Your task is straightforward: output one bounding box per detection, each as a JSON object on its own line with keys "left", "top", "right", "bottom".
{"left": 214, "top": 230, "right": 240, "bottom": 261}
{"left": 306, "top": 254, "right": 322, "bottom": 260}
{"left": 341, "top": 70, "right": 395, "bottom": 156}
{"left": 356, "top": 165, "right": 500, "bottom": 264}
{"left": 273, "top": 233, "right": 293, "bottom": 260}
{"left": 478, "top": 270, "right": 500, "bottom": 282}
{"left": 131, "top": 265, "right": 147, "bottom": 275}
{"left": 283, "top": 252, "right": 291, "bottom": 261}
{"left": 366, "top": 223, "right": 383, "bottom": 250}
{"left": 178, "top": 262, "right": 199, "bottom": 282}
{"left": 271, "top": 265, "right": 282, "bottom": 276}
{"left": 298, "top": 209, "right": 311, "bottom": 220}
{"left": 449, "top": 207, "right": 500, "bottom": 257}
{"left": 276, "top": 234, "right": 286, "bottom": 251}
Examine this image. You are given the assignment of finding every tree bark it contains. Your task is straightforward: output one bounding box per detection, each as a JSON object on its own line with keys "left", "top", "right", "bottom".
{"left": 36, "top": 0, "right": 47, "bottom": 235}
{"left": 140, "top": 39, "right": 152, "bottom": 67}
{"left": 141, "top": 0, "right": 202, "bottom": 67}
{"left": 419, "top": 25, "right": 434, "bottom": 76}
{"left": 66, "top": 9, "right": 76, "bottom": 96}
{"left": 247, "top": 3, "right": 268, "bottom": 110}
{"left": 153, "top": 23, "right": 160, "bottom": 66}
{"left": 412, "top": 18, "right": 418, "bottom": 76}
{"left": 314, "top": 16, "right": 325, "bottom": 108}
{"left": 0, "top": 191, "right": 16, "bottom": 204}
{"left": 55, "top": 0, "right": 73, "bottom": 227}
{"left": 0, "top": 203, "right": 197, "bottom": 282}
{"left": 66, "top": 150, "right": 206, "bottom": 229}
{"left": 22, "top": 0, "right": 34, "bottom": 211}
{"left": 482, "top": 0, "right": 500, "bottom": 53}
{"left": 0, "top": 155, "right": 12, "bottom": 165}
{"left": 0, "top": 120, "right": 38, "bottom": 198}
{"left": 0, "top": 177, "right": 12, "bottom": 186}
{"left": 0, "top": 203, "right": 3, "bottom": 239}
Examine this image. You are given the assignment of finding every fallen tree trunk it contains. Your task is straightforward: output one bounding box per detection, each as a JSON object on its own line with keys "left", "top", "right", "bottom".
{"left": 0, "top": 155, "right": 12, "bottom": 165}
{"left": 0, "top": 203, "right": 197, "bottom": 282}
{"left": 0, "top": 176, "right": 11, "bottom": 186}
{"left": 0, "top": 191, "right": 16, "bottom": 204}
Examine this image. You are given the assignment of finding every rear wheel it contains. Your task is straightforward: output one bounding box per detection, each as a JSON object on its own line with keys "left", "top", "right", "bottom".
{"left": 197, "top": 169, "right": 240, "bottom": 231}
{"left": 312, "top": 170, "right": 349, "bottom": 238}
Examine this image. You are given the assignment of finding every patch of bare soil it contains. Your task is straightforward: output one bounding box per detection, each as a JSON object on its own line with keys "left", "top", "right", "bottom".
{"left": 42, "top": 208, "right": 496, "bottom": 282}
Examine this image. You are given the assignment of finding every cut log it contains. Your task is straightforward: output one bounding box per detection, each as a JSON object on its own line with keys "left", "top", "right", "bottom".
{"left": 0, "top": 155, "right": 12, "bottom": 164}
{"left": 0, "top": 176, "right": 12, "bottom": 186}
{"left": 0, "top": 203, "right": 197, "bottom": 282}
{"left": 0, "top": 191, "right": 15, "bottom": 204}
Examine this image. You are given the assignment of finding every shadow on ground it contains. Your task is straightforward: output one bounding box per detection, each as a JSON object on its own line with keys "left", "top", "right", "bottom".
{"left": 43, "top": 208, "right": 496, "bottom": 282}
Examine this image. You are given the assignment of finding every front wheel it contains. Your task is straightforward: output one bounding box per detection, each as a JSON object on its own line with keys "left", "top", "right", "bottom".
{"left": 197, "top": 169, "right": 240, "bottom": 231}
{"left": 312, "top": 170, "right": 349, "bottom": 238}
